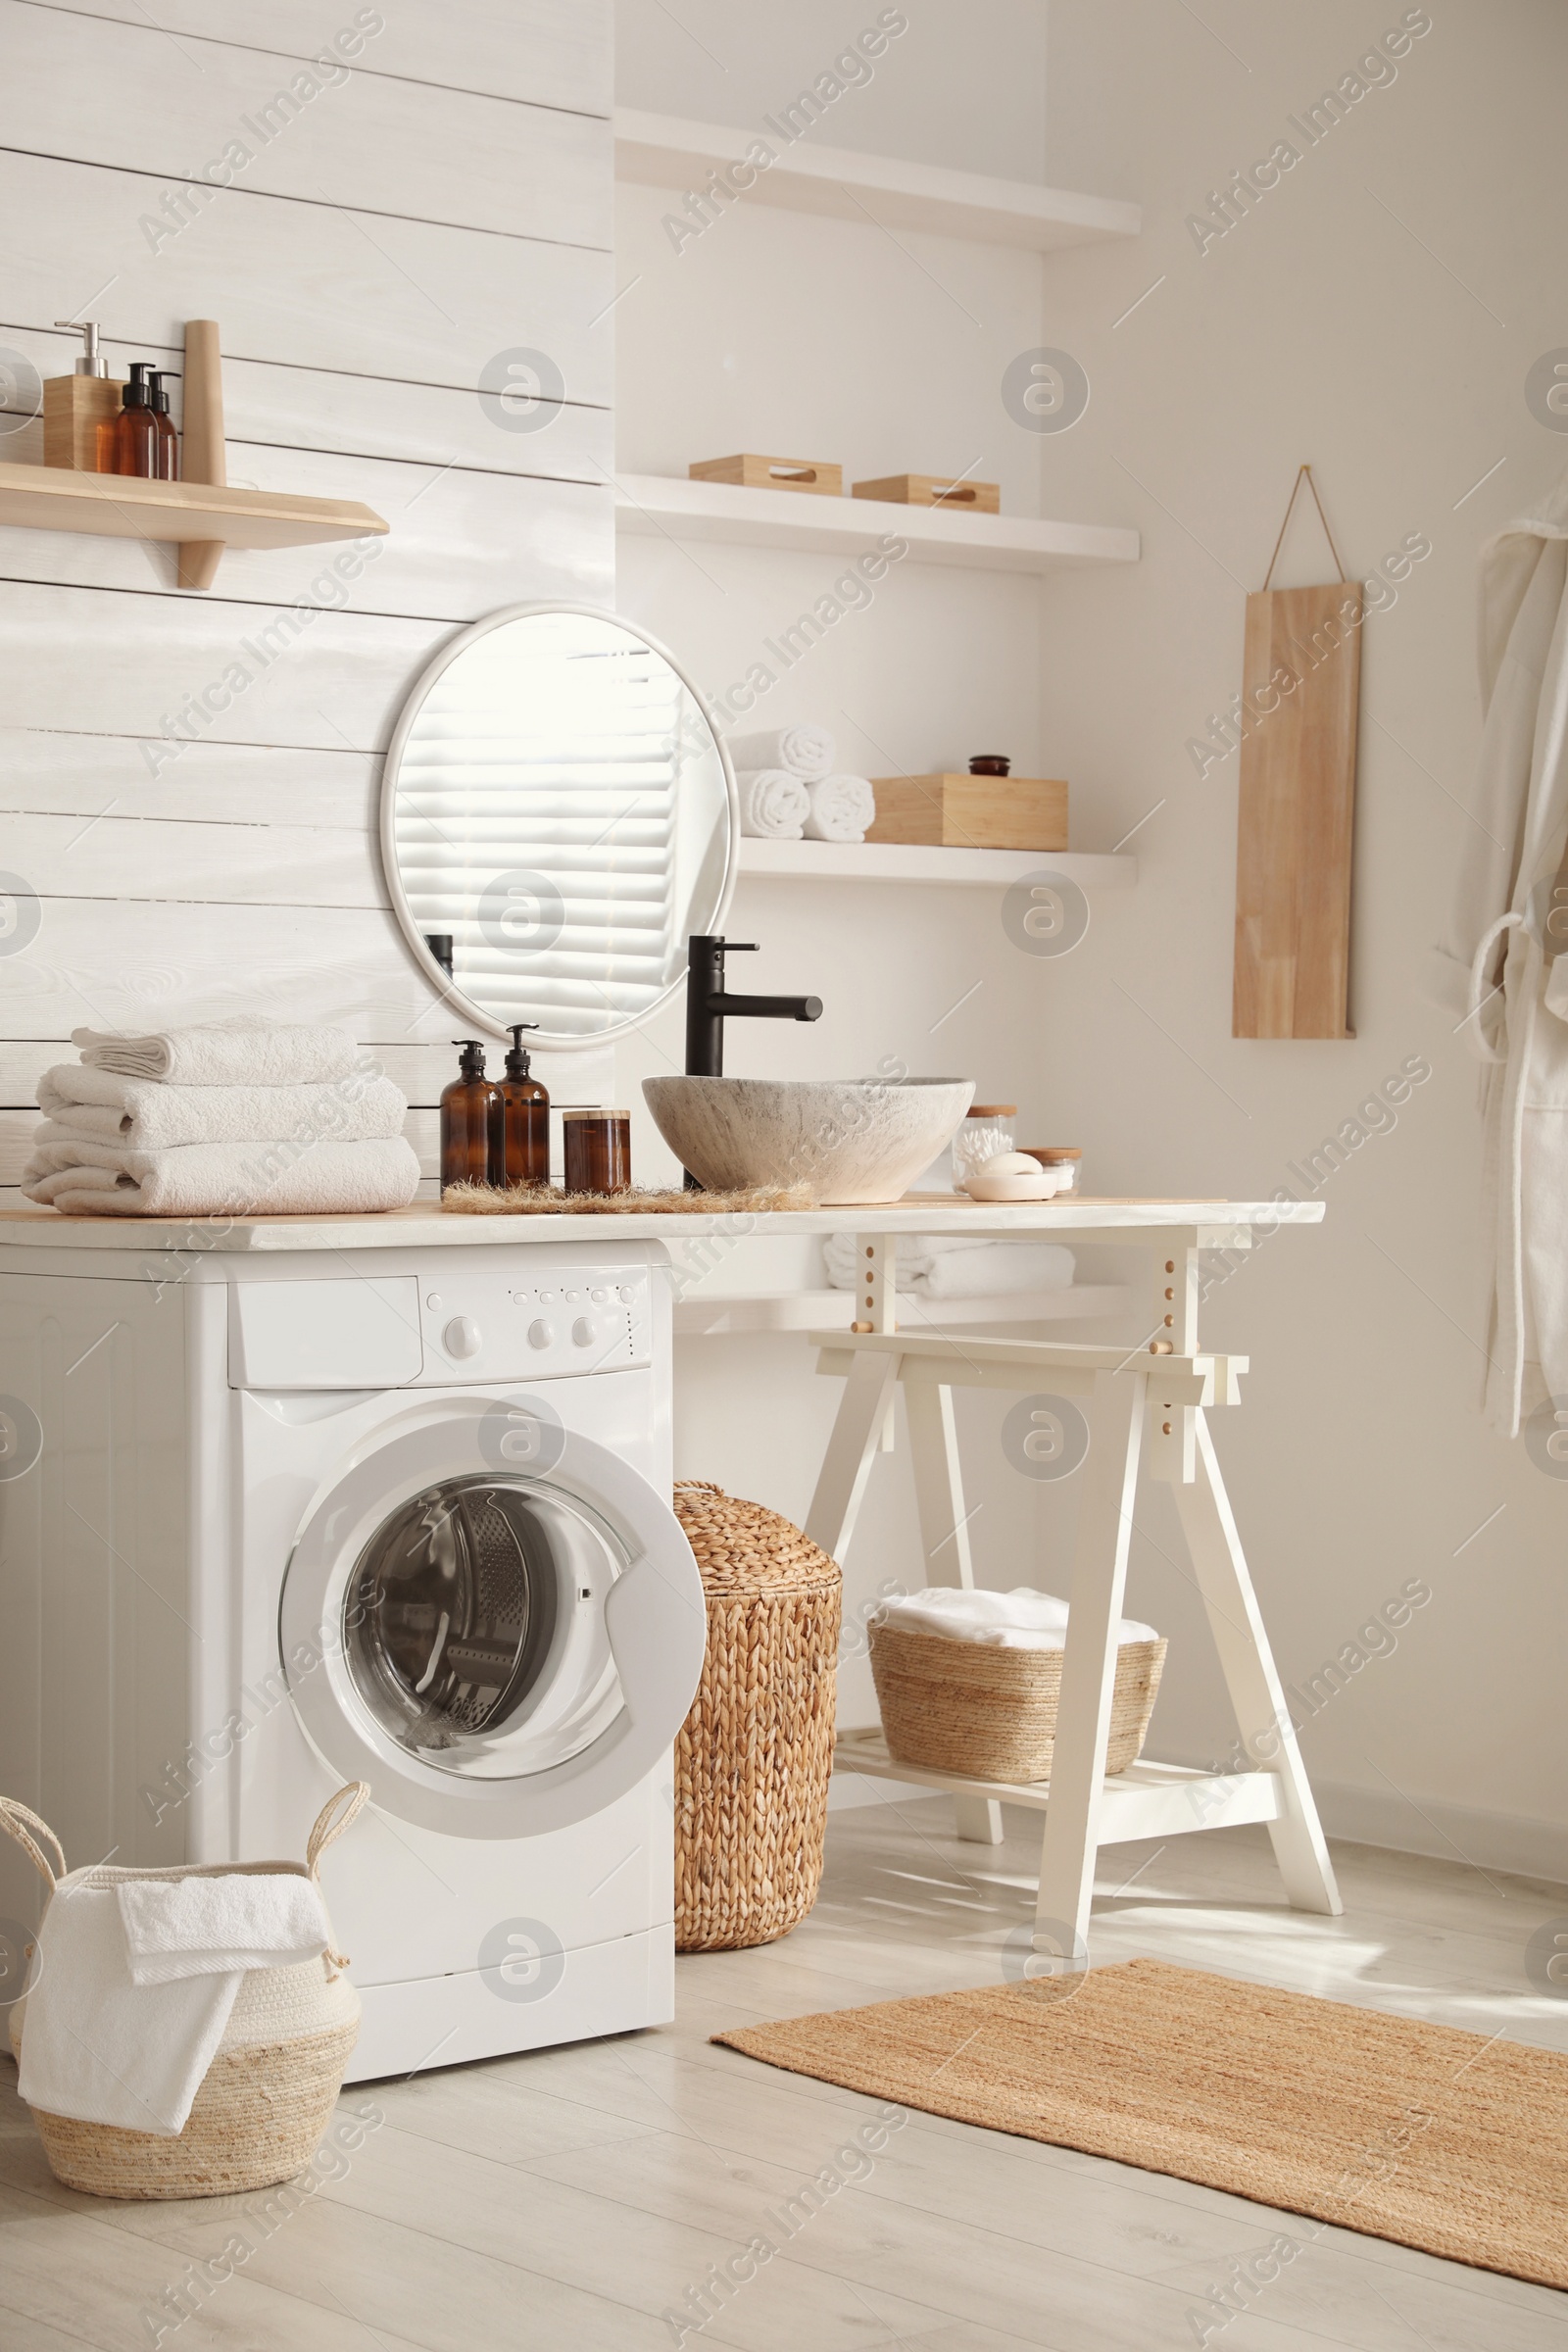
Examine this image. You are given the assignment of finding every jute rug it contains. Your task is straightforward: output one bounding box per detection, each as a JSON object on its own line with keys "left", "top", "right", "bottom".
{"left": 713, "top": 1958, "right": 1568, "bottom": 2289}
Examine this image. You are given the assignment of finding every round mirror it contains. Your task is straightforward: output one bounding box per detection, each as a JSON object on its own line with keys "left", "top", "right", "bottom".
{"left": 380, "top": 604, "right": 738, "bottom": 1044}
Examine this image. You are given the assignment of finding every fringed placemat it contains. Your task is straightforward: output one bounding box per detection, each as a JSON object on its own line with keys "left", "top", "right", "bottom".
{"left": 440, "top": 1181, "right": 815, "bottom": 1215}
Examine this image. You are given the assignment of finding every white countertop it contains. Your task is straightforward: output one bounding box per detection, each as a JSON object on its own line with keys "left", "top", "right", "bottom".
{"left": 0, "top": 1196, "right": 1323, "bottom": 1253}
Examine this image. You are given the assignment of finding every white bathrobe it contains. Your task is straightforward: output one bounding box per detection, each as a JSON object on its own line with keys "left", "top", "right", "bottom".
{"left": 1435, "top": 467, "right": 1568, "bottom": 1432}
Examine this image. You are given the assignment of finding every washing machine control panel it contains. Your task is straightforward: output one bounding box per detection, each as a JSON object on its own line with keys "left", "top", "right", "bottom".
{"left": 417, "top": 1266, "right": 653, "bottom": 1383}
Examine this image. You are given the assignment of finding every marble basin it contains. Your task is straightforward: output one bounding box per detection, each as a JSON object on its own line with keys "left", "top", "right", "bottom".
{"left": 642, "top": 1075, "right": 975, "bottom": 1204}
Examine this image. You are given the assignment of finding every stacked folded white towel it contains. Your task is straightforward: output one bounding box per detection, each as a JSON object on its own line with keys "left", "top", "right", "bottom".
{"left": 18, "top": 1867, "right": 331, "bottom": 2134}
{"left": 869, "top": 1586, "right": 1159, "bottom": 1650}
{"left": 726, "top": 724, "right": 878, "bottom": 843}
{"left": 823, "top": 1229, "right": 1075, "bottom": 1299}
{"left": 23, "top": 1021, "right": 420, "bottom": 1217}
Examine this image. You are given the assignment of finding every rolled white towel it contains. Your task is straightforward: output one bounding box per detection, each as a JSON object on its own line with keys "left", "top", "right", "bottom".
{"left": 22, "top": 1134, "right": 420, "bottom": 1218}
{"left": 920, "top": 1243, "right": 1075, "bottom": 1298}
{"left": 71, "top": 1021, "right": 356, "bottom": 1087}
{"left": 37, "top": 1065, "right": 407, "bottom": 1151}
{"left": 870, "top": 1586, "right": 1158, "bottom": 1650}
{"left": 725, "top": 724, "right": 835, "bottom": 782}
{"left": 822, "top": 1232, "right": 1075, "bottom": 1294}
{"left": 736, "top": 768, "right": 811, "bottom": 840}
{"left": 804, "top": 774, "right": 876, "bottom": 844}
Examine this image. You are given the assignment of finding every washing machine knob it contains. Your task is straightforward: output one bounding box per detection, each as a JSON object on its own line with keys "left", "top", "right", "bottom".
{"left": 527, "top": 1318, "right": 555, "bottom": 1350}
{"left": 571, "top": 1315, "right": 595, "bottom": 1348}
{"left": 442, "top": 1314, "right": 482, "bottom": 1359}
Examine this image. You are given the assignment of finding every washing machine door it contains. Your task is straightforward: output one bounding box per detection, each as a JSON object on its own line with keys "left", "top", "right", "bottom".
{"left": 279, "top": 1398, "right": 707, "bottom": 1838}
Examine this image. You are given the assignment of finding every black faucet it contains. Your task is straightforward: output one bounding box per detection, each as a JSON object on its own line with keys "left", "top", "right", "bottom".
{"left": 684, "top": 934, "right": 822, "bottom": 1077}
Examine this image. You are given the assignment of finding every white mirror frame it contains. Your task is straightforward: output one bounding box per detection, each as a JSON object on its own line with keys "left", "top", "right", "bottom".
{"left": 379, "top": 601, "right": 740, "bottom": 1047}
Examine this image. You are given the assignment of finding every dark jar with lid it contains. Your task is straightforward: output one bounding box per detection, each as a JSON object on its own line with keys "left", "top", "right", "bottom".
{"left": 562, "top": 1109, "right": 631, "bottom": 1196}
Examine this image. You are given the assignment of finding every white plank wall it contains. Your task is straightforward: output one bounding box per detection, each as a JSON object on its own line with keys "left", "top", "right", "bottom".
{"left": 0, "top": 0, "right": 616, "bottom": 1198}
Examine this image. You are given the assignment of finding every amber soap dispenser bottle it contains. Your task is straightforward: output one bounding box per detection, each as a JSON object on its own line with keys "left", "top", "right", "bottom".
{"left": 493, "top": 1023, "right": 549, "bottom": 1189}
{"left": 440, "top": 1040, "right": 501, "bottom": 1193}
{"left": 113, "top": 363, "right": 159, "bottom": 477}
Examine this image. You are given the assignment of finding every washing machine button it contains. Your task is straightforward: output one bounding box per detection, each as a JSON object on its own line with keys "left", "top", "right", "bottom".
{"left": 590, "top": 1287, "right": 609, "bottom": 1302}
{"left": 426, "top": 1293, "right": 442, "bottom": 1310}
{"left": 617, "top": 1285, "right": 636, "bottom": 1303}
{"left": 442, "top": 1314, "right": 482, "bottom": 1359}
{"left": 539, "top": 1290, "right": 557, "bottom": 1305}
{"left": 571, "top": 1315, "right": 595, "bottom": 1348}
{"left": 527, "top": 1318, "right": 555, "bottom": 1350}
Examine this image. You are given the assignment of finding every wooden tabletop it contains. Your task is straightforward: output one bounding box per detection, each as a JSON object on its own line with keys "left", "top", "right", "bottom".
{"left": 0, "top": 1196, "right": 1324, "bottom": 1253}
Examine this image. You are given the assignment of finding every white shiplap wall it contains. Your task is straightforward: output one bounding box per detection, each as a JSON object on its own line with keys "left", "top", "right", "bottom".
{"left": 0, "top": 0, "right": 617, "bottom": 1190}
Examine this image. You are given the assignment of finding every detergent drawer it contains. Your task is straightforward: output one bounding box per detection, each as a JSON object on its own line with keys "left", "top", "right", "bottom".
{"left": 227, "top": 1278, "right": 423, "bottom": 1389}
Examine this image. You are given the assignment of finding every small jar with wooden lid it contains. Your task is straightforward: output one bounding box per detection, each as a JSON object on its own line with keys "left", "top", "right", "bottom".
{"left": 951, "top": 1102, "right": 1016, "bottom": 1187}
{"left": 1020, "top": 1146, "right": 1082, "bottom": 1194}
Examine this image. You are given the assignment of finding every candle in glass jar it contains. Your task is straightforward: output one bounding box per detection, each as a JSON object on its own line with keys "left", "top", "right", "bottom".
{"left": 562, "top": 1108, "right": 631, "bottom": 1195}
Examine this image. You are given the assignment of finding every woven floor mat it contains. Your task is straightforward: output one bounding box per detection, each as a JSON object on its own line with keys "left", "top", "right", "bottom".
{"left": 714, "top": 1957, "right": 1568, "bottom": 2289}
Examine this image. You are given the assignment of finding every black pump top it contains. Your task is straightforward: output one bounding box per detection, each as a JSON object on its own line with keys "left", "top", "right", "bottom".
{"left": 453, "top": 1039, "right": 488, "bottom": 1080}
{"left": 506, "top": 1022, "right": 540, "bottom": 1079}
{"left": 149, "top": 369, "right": 172, "bottom": 416}
{"left": 122, "top": 362, "right": 153, "bottom": 410}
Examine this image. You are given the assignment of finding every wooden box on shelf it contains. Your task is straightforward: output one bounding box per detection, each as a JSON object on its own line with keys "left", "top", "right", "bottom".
{"left": 688, "top": 452, "right": 842, "bottom": 496}
{"left": 866, "top": 773, "right": 1067, "bottom": 852}
{"left": 853, "top": 473, "right": 1001, "bottom": 513}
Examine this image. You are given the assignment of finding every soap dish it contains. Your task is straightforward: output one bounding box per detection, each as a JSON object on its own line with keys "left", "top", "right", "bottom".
{"left": 963, "top": 1169, "right": 1066, "bottom": 1201}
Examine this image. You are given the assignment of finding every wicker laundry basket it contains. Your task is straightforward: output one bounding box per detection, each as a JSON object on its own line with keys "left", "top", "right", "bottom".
{"left": 869, "top": 1619, "right": 1166, "bottom": 1783}
{"left": 2, "top": 1782, "right": 368, "bottom": 2199}
{"left": 672, "top": 1481, "right": 842, "bottom": 1951}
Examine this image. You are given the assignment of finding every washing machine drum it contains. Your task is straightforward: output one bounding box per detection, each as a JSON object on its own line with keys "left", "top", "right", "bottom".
{"left": 281, "top": 1410, "right": 707, "bottom": 1839}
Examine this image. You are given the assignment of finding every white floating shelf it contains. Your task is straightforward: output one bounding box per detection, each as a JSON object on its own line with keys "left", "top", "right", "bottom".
{"left": 738, "top": 839, "right": 1136, "bottom": 888}
{"left": 614, "top": 108, "right": 1142, "bottom": 253}
{"left": 616, "top": 473, "right": 1138, "bottom": 575}
{"left": 673, "top": 1284, "right": 1129, "bottom": 1338}
{"left": 833, "top": 1729, "right": 1287, "bottom": 1843}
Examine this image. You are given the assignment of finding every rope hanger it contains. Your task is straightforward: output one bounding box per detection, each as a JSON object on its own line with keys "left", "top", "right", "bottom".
{"left": 1260, "top": 464, "right": 1348, "bottom": 589}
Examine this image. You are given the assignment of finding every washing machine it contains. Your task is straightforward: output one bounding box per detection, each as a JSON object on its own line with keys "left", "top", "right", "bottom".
{"left": 0, "top": 1232, "right": 707, "bottom": 2082}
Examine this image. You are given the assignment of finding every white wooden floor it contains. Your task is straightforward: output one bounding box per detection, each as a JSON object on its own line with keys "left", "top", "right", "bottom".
{"left": 3, "top": 1796, "right": 1567, "bottom": 2351}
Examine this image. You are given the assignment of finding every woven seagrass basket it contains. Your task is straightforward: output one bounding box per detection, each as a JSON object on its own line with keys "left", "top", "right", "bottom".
{"left": 2, "top": 1783, "right": 368, "bottom": 2199}
{"left": 869, "top": 1619, "right": 1166, "bottom": 1783}
{"left": 672, "top": 1480, "right": 842, "bottom": 1951}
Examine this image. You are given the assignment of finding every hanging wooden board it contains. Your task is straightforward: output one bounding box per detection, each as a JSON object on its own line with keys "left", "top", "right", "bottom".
{"left": 1233, "top": 469, "right": 1359, "bottom": 1040}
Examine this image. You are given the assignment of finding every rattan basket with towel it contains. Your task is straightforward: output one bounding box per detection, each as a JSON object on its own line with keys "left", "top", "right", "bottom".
{"left": 672, "top": 1481, "right": 842, "bottom": 1951}
{"left": 2, "top": 1782, "right": 368, "bottom": 2199}
{"left": 869, "top": 1592, "right": 1165, "bottom": 1783}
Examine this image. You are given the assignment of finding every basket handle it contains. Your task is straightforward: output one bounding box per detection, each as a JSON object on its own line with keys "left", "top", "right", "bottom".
{"left": 0, "top": 1797, "right": 67, "bottom": 1889}
{"left": 307, "top": 1782, "right": 369, "bottom": 1881}
{"left": 306, "top": 1782, "right": 368, "bottom": 1982}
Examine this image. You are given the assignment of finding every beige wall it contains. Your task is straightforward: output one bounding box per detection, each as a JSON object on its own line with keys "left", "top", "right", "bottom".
{"left": 616, "top": 0, "right": 1568, "bottom": 1878}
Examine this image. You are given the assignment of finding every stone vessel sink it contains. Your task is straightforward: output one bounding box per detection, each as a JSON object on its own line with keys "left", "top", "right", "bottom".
{"left": 642, "top": 1076, "right": 975, "bottom": 1204}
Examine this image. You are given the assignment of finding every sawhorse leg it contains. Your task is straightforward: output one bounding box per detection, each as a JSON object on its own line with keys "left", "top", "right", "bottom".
{"left": 906, "top": 1381, "right": 1002, "bottom": 1846}
{"left": 803, "top": 1349, "right": 900, "bottom": 1564}
{"left": 1173, "top": 1411, "right": 1341, "bottom": 1915}
{"left": 1035, "top": 1367, "right": 1147, "bottom": 1954}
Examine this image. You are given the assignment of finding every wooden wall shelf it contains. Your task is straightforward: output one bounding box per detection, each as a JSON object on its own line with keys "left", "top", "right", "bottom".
{"left": 0, "top": 321, "right": 387, "bottom": 588}
{"left": 0, "top": 463, "right": 389, "bottom": 557}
